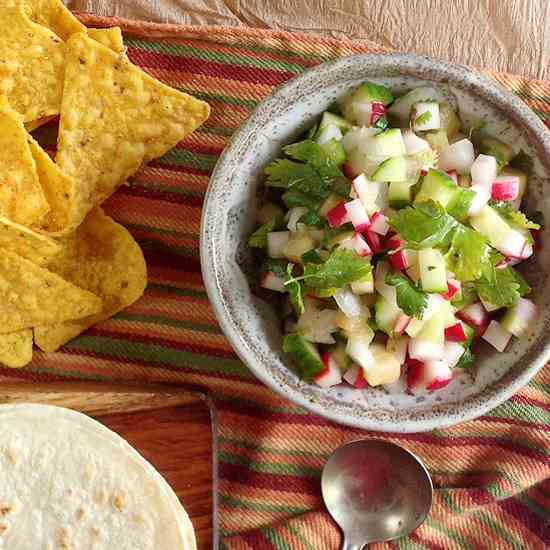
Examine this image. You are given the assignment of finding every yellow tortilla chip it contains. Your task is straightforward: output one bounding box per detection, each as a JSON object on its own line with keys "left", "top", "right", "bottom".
{"left": 2, "top": 0, "right": 85, "bottom": 40}
{"left": 0, "top": 250, "right": 102, "bottom": 333}
{"left": 0, "top": 215, "right": 60, "bottom": 265}
{"left": 88, "top": 27, "right": 124, "bottom": 53}
{"left": 0, "top": 97, "right": 49, "bottom": 225}
{"left": 34, "top": 208, "right": 147, "bottom": 352}
{"left": 27, "top": 135, "right": 79, "bottom": 235}
{"left": 0, "top": 329, "right": 32, "bottom": 368}
{"left": 56, "top": 33, "right": 210, "bottom": 227}
{"left": 0, "top": 6, "right": 66, "bottom": 122}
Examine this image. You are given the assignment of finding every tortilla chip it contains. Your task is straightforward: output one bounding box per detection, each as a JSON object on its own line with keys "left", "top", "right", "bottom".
{"left": 0, "top": 329, "right": 32, "bottom": 367}
{"left": 0, "top": 215, "right": 60, "bottom": 265}
{"left": 34, "top": 208, "right": 147, "bottom": 352}
{"left": 0, "top": 98, "right": 50, "bottom": 225}
{"left": 27, "top": 135, "right": 79, "bottom": 235}
{"left": 0, "top": 6, "right": 66, "bottom": 122}
{"left": 88, "top": 27, "right": 124, "bottom": 53}
{"left": 0, "top": 250, "right": 102, "bottom": 333}
{"left": 56, "top": 33, "right": 210, "bottom": 227}
{"left": 2, "top": 0, "right": 85, "bottom": 40}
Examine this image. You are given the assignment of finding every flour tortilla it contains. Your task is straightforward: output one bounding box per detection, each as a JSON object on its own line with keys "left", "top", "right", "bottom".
{"left": 0, "top": 404, "right": 196, "bottom": 549}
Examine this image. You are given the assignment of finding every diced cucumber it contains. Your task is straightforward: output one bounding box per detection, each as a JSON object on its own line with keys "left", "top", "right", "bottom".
{"left": 424, "top": 129, "right": 449, "bottom": 153}
{"left": 469, "top": 205, "right": 515, "bottom": 252}
{"left": 479, "top": 136, "right": 514, "bottom": 170}
{"left": 368, "top": 129, "right": 406, "bottom": 159}
{"left": 417, "top": 312, "right": 445, "bottom": 344}
{"left": 405, "top": 317, "right": 425, "bottom": 337}
{"left": 350, "top": 271, "right": 374, "bottom": 295}
{"left": 320, "top": 138, "right": 346, "bottom": 166}
{"left": 389, "top": 180, "right": 414, "bottom": 208}
{"left": 438, "top": 102, "right": 461, "bottom": 139}
{"left": 371, "top": 156, "right": 408, "bottom": 182}
{"left": 319, "top": 112, "right": 352, "bottom": 133}
{"left": 414, "top": 169, "right": 457, "bottom": 208}
{"left": 447, "top": 187, "right": 475, "bottom": 221}
{"left": 283, "top": 233, "right": 315, "bottom": 262}
{"left": 387, "top": 86, "right": 445, "bottom": 126}
{"left": 282, "top": 334, "right": 325, "bottom": 381}
{"left": 418, "top": 248, "right": 448, "bottom": 293}
{"left": 374, "top": 294, "right": 402, "bottom": 335}
{"left": 501, "top": 298, "right": 537, "bottom": 337}
{"left": 364, "top": 343, "right": 401, "bottom": 386}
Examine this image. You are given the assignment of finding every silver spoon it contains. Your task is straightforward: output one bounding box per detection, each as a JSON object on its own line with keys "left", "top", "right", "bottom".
{"left": 321, "top": 439, "right": 433, "bottom": 549}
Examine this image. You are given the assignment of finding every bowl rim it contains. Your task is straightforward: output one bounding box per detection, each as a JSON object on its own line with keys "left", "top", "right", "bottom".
{"left": 200, "top": 51, "right": 550, "bottom": 432}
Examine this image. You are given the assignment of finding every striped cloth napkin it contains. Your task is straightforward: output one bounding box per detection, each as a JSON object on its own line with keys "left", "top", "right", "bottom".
{"left": 2, "top": 13, "right": 549, "bottom": 549}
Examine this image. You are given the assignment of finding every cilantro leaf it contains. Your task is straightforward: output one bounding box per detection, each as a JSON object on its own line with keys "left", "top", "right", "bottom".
{"left": 286, "top": 249, "right": 372, "bottom": 291}
{"left": 388, "top": 201, "right": 458, "bottom": 249}
{"left": 373, "top": 117, "right": 389, "bottom": 131}
{"left": 474, "top": 266, "right": 529, "bottom": 308}
{"left": 444, "top": 225, "right": 497, "bottom": 282}
{"left": 456, "top": 347, "right": 475, "bottom": 369}
{"left": 299, "top": 210, "right": 325, "bottom": 228}
{"left": 490, "top": 201, "right": 541, "bottom": 234}
{"left": 286, "top": 263, "right": 304, "bottom": 316}
{"left": 282, "top": 190, "right": 322, "bottom": 211}
{"left": 414, "top": 110, "right": 432, "bottom": 127}
{"left": 265, "top": 160, "right": 322, "bottom": 194}
{"left": 386, "top": 271, "right": 428, "bottom": 319}
{"left": 248, "top": 219, "right": 276, "bottom": 248}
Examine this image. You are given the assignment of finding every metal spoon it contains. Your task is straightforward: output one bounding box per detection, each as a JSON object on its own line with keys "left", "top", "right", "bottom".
{"left": 321, "top": 439, "right": 433, "bottom": 549}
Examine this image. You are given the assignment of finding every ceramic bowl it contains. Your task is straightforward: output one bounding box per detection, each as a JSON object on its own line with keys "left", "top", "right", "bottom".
{"left": 200, "top": 53, "right": 550, "bottom": 432}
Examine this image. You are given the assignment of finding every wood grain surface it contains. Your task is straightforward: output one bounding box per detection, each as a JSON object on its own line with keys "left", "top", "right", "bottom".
{"left": 0, "top": 383, "right": 216, "bottom": 550}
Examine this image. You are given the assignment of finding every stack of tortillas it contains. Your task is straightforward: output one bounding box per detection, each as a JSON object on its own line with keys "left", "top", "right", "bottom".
{"left": 0, "top": 0, "right": 210, "bottom": 368}
{"left": 0, "top": 404, "right": 197, "bottom": 549}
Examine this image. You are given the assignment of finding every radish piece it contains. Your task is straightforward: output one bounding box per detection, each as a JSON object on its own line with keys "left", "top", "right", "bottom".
{"left": 491, "top": 176, "right": 520, "bottom": 201}
{"left": 402, "top": 129, "right": 431, "bottom": 155}
{"left": 342, "top": 163, "right": 359, "bottom": 180}
{"left": 314, "top": 353, "right": 343, "bottom": 387}
{"left": 260, "top": 271, "right": 286, "bottom": 293}
{"left": 457, "top": 302, "right": 488, "bottom": 337}
{"left": 351, "top": 232, "right": 372, "bottom": 257}
{"left": 482, "top": 320, "right": 512, "bottom": 352}
{"left": 286, "top": 207, "right": 309, "bottom": 232}
{"left": 388, "top": 249, "right": 410, "bottom": 271}
{"left": 441, "top": 279, "right": 461, "bottom": 301}
{"left": 408, "top": 339, "right": 444, "bottom": 362}
{"left": 498, "top": 256, "right": 522, "bottom": 268}
{"left": 346, "top": 335, "right": 375, "bottom": 370}
{"left": 353, "top": 102, "right": 374, "bottom": 126}
{"left": 498, "top": 230, "right": 528, "bottom": 258}
{"left": 501, "top": 297, "right": 537, "bottom": 337}
{"left": 438, "top": 139, "right": 475, "bottom": 173}
{"left": 387, "top": 335, "right": 409, "bottom": 365}
{"left": 267, "top": 231, "right": 290, "bottom": 258}
{"left": 467, "top": 184, "right": 491, "bottom": 216}
{"left": 422, "top": 294, "right": 446, "bottom": 321}
{"left": 443, "top": 342, "right": 465, "bottom": 368}
{"left": 334, "top": 287, "right": 369, "bottom": 318}
{"left": 343, "top": 364, "right": 368, "bottom": 389}
{"left": 370, "top": 102, "right": 386, "bottom": 125}
{"left": 445, "top": 322, "right": 467, "bottom": 342}
{"left": 386, "top": 234, "right": 404, "bottom": 250}
{"left": 412, "top": 102, "right": 440, "bottom": 131}
{"left": 345, "top": 199, "right": 371, "bottom": 232}
{"left": 352, "top": 174, "right": 379, "bottom": 213}
{"left": 369, "top": 211, "right": 390, "bottom": 236}
{"left": 394, "top": 313, "right": 411, "bottom": 335}
{"left": 521, "top": 243, "right": 534, "bottom": 259}
{"left": 316, "top": 124, "right": 343, "bottom": 145}
{"left": 407, "top": 360, "right": 453, "bottom": 394}
{"left": 446, "top": 170, "right": 458, "bottom": 185}
{"left": 326, "top": 202, "right": 350, "bottom": 228}
{"left": 471, "top": 154, "right": 498, "bottom": 188}
{"left": 365, "top": 230, "right": 384, "bottom": 254}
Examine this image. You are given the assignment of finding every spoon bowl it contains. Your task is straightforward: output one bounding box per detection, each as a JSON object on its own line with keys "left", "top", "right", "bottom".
{"left": 321, "top": 440, "right": 433, "bottom": 549}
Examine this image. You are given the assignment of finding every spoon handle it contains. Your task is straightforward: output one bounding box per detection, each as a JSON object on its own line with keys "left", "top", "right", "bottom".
{"left": 342, "top": 538, "right": 364, "bottom": 550}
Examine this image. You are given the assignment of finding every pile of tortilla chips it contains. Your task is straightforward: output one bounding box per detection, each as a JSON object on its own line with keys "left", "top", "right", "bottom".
{"left": 0, "top": 0, "right": 210, "bottom": 368}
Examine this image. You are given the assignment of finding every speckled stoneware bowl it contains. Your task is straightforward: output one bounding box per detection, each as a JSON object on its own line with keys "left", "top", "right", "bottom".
{"left": 201, "top": 53, "right": 550, "bottom": 432}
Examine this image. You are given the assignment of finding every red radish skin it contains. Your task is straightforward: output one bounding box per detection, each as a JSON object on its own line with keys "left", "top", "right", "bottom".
{"left": 394, "top": 313, "right": 411, "bottom": 335}
{"left": 314, "top": 353, "right": 343, "bottom": 387}
{"left": 457, "top": 302, "right": 489, "bottom": 337}
{"left": 343, "top": 364, "right": 368, "bottom": 389}
{"left": 345, "top": 199, "right": 371, "bottom": 232}
{"left": 388, "top": 249, "right": 410, "bottom": 271}
{"left": 342, "top": 163, "right": 359, "bottom": 180}
{"left": 369, "top": 212, "right": 390, "bottom": 236}
{"left": 365, "top": 230, "right": 385, "bottom": 254}
{"left": 441, "top": 279, "right": 461, "bottom": 300}
{"left": 427, "top": 373, "right": 453, "bottom": 391}
{"left": 420, "top": 168, "right": 428, "bottom": 176}
{"left": 445, "top": 322, "right": 467, "bottom": 342}
{"left": 370, "top": 102, "right": 386, "bottom": 125}
{"left": 446, "top": 170, "right": 458, "bottom": 185}
{"left": 407, "top": 360, "right": 453, "bottom": 393}
{"left": 351, "top": 232, "right": 372, "bottom": 257}
{"left": 326, "top": 202, "right": 350, "bottom": 228}
{"left": 386, "top": 234, "right": 404, "bottom": 250}
{"left": 260, "top": 272, "right": 286, "bottom": 293}
{"left": 491, "top": 176, "right": 520, "bottom": 201}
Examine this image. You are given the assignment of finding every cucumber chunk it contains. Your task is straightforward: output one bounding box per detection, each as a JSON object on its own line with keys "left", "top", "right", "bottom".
{"left": 282, "top": 334, "right": 325, "bottom": 381}
{"left": 371, "top": 156, "right": 408, "bottom": 182}
{"left": 478, "top": 136, "right": 514, "bottom": 170}
{"left": 389, "top": 180, "right": 414, "bottom": 208}
{"left": 320, "top": 138, "right": 346, "bottom": 166}
{"left": 369, "top": 129, "right": 406, "bottom": 159}
{"left": 418, "top": 248, "right": 448, "bottom": 293}
{"left": 319, "top": 112, "right": 352, "bottom": 133}
{"left": 414, "top": 169, "right": 457, "bottom": 208}
{"left": 375, "top": 294, "right": 402, "bottom": 335}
